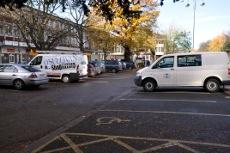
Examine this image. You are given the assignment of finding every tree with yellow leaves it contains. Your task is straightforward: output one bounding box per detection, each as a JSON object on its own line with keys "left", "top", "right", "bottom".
{"left": 209, "top": 32, "right": 226, "bottom": 51}
{"left": 89, "top": 0, "right": 159, "bottom": 61}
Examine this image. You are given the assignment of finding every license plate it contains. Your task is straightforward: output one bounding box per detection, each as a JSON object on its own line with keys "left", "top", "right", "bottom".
{"left": 39, "top": 73, "right": 45, "bottom": 77}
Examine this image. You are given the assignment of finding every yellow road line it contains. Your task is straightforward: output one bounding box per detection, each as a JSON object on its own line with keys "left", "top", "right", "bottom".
{"left": 32, "top": 133, "right": 230, "bottom": 153}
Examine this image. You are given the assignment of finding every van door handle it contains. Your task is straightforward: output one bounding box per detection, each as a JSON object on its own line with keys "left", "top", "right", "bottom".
{"left": 12, "top": 74, "right": 16, "bottom": 76}
{"left": 170, "top": 68, "right": 174, "bottom": 70}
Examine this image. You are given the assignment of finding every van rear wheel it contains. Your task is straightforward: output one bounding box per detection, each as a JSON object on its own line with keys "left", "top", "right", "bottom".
{"left": 143, "top": 79, "right": 156, "bottom": 92}
{"left": 205, "top": 79, "right": 220, "bottom": 92}
{"left": 62, "top": 75, "right": 71, "bottom": 83}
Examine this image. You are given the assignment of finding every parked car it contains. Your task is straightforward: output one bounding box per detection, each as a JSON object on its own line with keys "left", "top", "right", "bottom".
{"left": 126, "top": 61, "right": 136, "bottom": 69}
{"left": 120, "top": 61, "right": 127, "bottom": 70}
{"left": 98, "top": 61, "right": 106, "bottom": 73}
{"left": 87, "top": 64, "right": 97, "bottom": 77}
{"left": 102, "top": 60, "right": 123, "bottom": 73}
{"left": 0, "top": 64, "right": 49, "bottom": 90}
{"left": 89, "top": 60, "right": 101, "bottom": 74}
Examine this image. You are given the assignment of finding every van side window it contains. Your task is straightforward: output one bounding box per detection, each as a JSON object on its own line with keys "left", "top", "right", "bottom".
{"left": 178, "top": 55, "right": 202, "bottom": 67}
{"left": 154, "top": 56, "right": 174, "bottom": 69}
{"left": 31, "top": 56, "right": 43, "bottom": 65}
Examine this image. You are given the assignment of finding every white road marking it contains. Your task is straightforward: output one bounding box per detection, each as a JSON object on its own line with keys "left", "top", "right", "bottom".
{"left": 131, "top": 91, "right": 212, "bottom": 94}
{"left": 99, "top": 109, "right": 230, "bottom": 117}
{"left": 119, "top": 99, "right": 217, "bottom": 103}
{"left": 91, "top": 81, "right": 109, "bottom": 83}
{"left": 96, "top": 117, "right": 130, "bottom": 125}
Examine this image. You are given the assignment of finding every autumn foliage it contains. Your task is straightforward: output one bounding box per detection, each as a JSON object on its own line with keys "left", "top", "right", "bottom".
{"left": 209, "top": 32, "right": 226, "bottom": 51}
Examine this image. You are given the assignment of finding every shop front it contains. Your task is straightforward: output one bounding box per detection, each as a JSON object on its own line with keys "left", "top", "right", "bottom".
{"left": 0, "top": 46, "right": 30, "bottom": 64}
{"left": 0, "top": 39, "right": 33, "bottom": 64}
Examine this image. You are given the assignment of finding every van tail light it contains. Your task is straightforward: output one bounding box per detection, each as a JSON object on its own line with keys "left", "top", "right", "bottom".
{"left": 90, "top": 68, "right": 94, "bottom": 71}
{"left": 76, "top": 64, "right": 79, "bottom": 72}
{"left": 228, "top": 68, "right": 230, "bottom": 75}
{"left": 29, "top": 73, "right": 38, "bottom": 78}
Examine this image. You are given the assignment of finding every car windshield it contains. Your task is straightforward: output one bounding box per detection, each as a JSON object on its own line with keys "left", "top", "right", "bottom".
{"left": 22, "top": 65, "right": 41, "bottom": 72}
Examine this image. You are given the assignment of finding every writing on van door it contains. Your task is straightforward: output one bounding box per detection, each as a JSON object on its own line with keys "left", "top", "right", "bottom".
{"left": 43, "top": 56, "right": 77, "bottom": 70}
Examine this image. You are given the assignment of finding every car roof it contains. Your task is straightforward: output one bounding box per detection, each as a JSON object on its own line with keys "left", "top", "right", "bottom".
{"left": 0, "top": 63, "right": 28, "bottom": 66}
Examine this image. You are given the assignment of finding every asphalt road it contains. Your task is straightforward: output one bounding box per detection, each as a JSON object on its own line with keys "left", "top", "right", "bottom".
{"left": 0, "top": 70, "right": 136, "bottom": 153}
{"left": 1, "top": 69, "right": 230, "bottom": 153}
{"left": 27, "top": 88, "right": 230, "bottom": 153}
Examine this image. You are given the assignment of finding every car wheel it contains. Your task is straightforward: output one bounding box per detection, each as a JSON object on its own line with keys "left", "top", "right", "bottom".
{"left": 13, "top": 79, "right": 25, "bottom": 90}
{"left": 205, "top": 79, "right": 220, "bottom": 92}
{"left": 111, "top": 68, "right": 117, "bottom": 73}
{"left": 62, "top": 75, "right": 71, "bottom": 83}
{"left": 143, "top": 79, "right": 156, "bottom": 92}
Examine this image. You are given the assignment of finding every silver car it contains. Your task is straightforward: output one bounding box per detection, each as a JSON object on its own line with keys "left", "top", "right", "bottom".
{"left": 0, "top": 64, "right": 49, "bottom": 90}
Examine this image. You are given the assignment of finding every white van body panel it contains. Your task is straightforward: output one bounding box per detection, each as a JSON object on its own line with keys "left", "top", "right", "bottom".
{"left": 29, "top": 54, "right": 88, "bottom": 82}
{"left": 135, "top": 52, "right": 230, "bottom": 92}
{"left": 143, "top": 67, "right": 176, "bottom": 87}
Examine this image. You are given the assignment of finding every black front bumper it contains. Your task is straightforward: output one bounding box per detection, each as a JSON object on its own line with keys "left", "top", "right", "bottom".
{"left": 134, "top": 76, "right": 142, "bottom": 86}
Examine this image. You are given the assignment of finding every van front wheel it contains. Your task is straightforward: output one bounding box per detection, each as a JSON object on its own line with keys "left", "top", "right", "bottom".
{"left": 62, "top": 75, "right": 71, "bottom": 83}
{"left": 143, "top": 79, "right": 156, "bottom": 92}
{"left": 205, "top": 79, "right": 220, "bottom": 92}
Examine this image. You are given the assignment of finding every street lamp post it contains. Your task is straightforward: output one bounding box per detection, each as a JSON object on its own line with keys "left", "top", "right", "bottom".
{"left": 185, "top": 0, "right": 205, "bottom": 50}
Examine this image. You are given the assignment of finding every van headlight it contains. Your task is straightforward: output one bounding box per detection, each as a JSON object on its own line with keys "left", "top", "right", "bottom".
{"left": 136, "top": 71, "right": 141, "bottom": 76}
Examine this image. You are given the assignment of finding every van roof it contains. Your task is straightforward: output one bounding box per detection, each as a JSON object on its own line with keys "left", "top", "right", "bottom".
{"left": 165, "top": 52, "right": 227, "bottom": 56}
{"left": 36, "top": 54, "right": 85, "bottom": 56}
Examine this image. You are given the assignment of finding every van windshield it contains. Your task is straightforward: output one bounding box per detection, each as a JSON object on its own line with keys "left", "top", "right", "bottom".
{"left": 31, "top": 56, "right": 43, "bottom": 65}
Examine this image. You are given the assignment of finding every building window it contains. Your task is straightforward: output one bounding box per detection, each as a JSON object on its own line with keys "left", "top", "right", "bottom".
{"left": 9, "top": 25, "right": 13, "bottom": 36}
{"left": 4, "top": 24, "right": 9, "bottom": 35}
{"left": 0, "top": 23, "right": 3, "bottom": 35}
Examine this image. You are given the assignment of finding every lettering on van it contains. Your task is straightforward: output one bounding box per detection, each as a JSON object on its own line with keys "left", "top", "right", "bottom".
{"left": 164, "top": 73, "right": 170, "bottom": 78}
{"left": 43, "top": 56, "right": 77, "bottom": 71}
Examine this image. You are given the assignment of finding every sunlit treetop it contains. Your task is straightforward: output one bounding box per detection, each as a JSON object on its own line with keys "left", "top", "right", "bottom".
{"left": 0, "top": 0, "right": 179, "bottom": 21}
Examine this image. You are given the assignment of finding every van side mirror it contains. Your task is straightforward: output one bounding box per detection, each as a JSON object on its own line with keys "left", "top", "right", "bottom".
{"left": 152, "top": 64, "right": 158, "bottom": 69}
{"left": 154, "top": 63, "right": 162, "bottom": 68}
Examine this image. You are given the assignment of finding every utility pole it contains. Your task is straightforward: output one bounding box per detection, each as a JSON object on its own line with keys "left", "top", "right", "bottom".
{"left": 185, "top": 0, "right": 205, "bottom": 50}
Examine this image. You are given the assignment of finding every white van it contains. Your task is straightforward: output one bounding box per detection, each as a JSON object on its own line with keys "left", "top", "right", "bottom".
{"left": 29, "top": 54, "right": 88, "bottom": 83}
{"left": 134, "top": 52, "right": 230, "bottom": 92}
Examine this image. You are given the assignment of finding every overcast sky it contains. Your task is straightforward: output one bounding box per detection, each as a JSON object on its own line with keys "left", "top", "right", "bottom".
{"left": 156, "top": 0, "right": 230, "bottom": 49}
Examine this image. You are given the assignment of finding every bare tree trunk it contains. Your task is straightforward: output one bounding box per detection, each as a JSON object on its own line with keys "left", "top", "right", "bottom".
{"left": 124, "top": 45, "right": 131, "bottom": 62}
